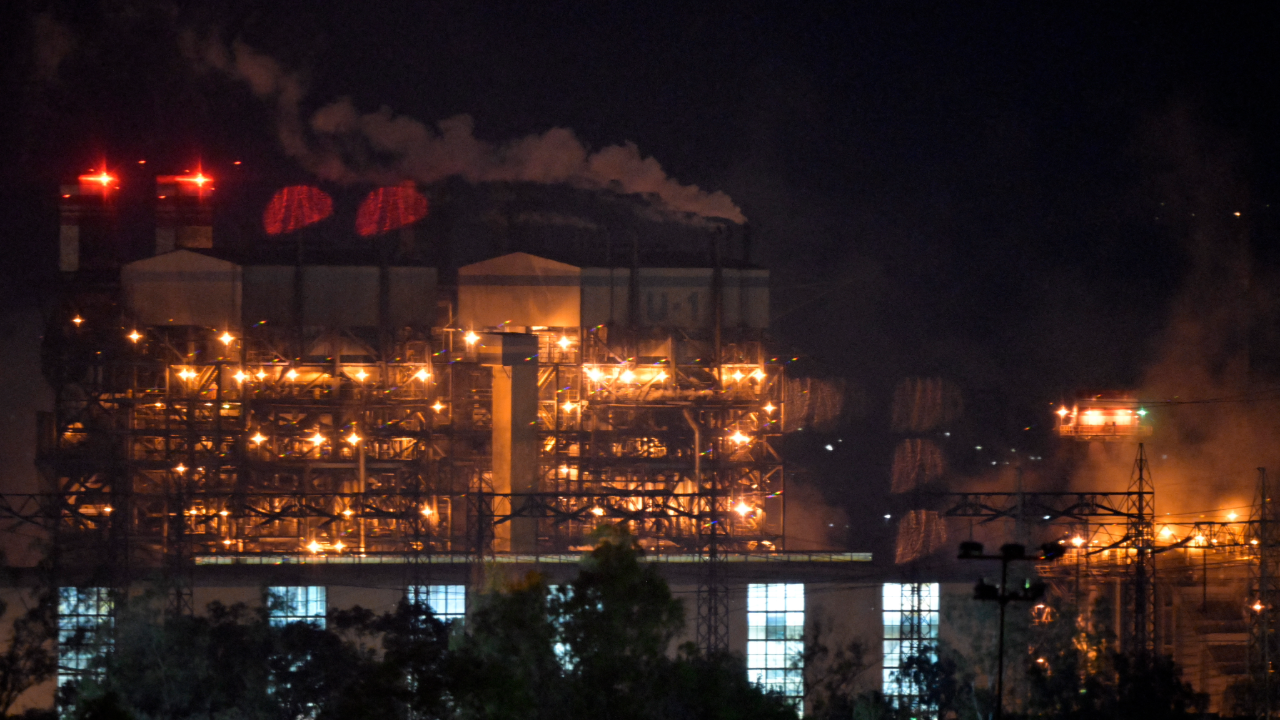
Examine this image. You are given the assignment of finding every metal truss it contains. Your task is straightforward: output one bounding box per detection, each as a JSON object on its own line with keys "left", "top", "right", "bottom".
{"left": 27, "top": 314, "right": 785, "bottom": 651}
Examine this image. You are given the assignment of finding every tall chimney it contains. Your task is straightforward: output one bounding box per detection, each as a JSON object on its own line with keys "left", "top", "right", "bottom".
{"left": 59, "top": 171, "right": 120, "bottom": 273}
{"left": 155, "top": 173, "right": 214, "bottom": 254}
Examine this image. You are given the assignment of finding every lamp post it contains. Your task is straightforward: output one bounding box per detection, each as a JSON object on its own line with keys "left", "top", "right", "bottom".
{"left": 959, "top": 541, "right": 1065, "bottom": 720}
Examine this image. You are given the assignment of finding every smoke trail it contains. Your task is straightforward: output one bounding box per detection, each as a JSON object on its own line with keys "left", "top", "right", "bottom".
{"left": 890, "top": 438, "right": 946, "bottom": 493}
{"left": 191, "top": 39, "right": 744, "bottom": 224}
{"left": 890, "top": 377, "right": 963, "bottom": 433}
{"left": 894, "top": 509, "right": 948, "bottom": 564}
{"left": 1069, "top": 107, "right": 1280, "bottom": 517}
{"left": 783, "top": 377, "right": 847, "bottom": 432}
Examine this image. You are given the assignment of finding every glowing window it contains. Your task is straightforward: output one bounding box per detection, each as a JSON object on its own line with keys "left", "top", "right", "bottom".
{"left": 268, "top": 586, "right": 327, "bottom": 628}
{"left": 58, "top": 587, "right": 113, "bottom": 693}
{"left": 263, "top": 185, "right": 333, "bottom": 235}
{"left": 882, "top": 583, "right": 939, "bottom": 708}
{"left": 409, "top": 585, "right": 466, "bottom": 622}
{"left": 747, "top": 583, "right": 805, "bottom": 711}
{"left": 356, "top": 182, "right": 429, "bottom": 236}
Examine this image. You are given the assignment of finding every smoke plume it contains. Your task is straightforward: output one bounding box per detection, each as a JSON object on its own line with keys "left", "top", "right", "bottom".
{"left": 1070, "top": 107, "right": 1280, "bottom": 520}
{"left": 192, "top": 39, "right": 744, "bottom": 224}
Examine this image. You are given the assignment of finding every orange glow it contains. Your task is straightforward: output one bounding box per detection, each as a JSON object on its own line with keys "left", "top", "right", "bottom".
{"left": 355, "top": 182, "right": 429, "bottom": 236}
{"left": 590, "top": 507, "right": 605, "bottom": 517}
{"left": 464, "top": 331, "right": 479, "bottom": 345}
{"left": 1255, "top": 601, "right": 1265, "bottom": 612}
{"left": 1071, "top": 536, "right": 1084, "bottom": 547}
{"left": 413, "top": 368, "right": 430, "bottom": 381}
{"left": 763, "top": 402, "right": 776, "bottom": 414}
{"left": 128, "top": 330, "right": 141, "bottom": 342}
{"left": 734, "top": 501, "right": 753, "bottom": 517}
{"left": 729, "top": 431, "right": 751, "bottom": 445}
{"left": 432, "top": 401, "right": 445, "bottom": 412}
{"left": 1056, "top": 407, "right": 1069, "bottom": 417}
{"left": 263, "top": 185, "right": 334, "bottom": 235}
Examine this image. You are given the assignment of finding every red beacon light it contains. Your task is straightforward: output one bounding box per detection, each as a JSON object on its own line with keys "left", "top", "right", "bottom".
{"left": 1056, "top": 393, "right": 1151, "bottom": 441}
{"left": 158, "top": 173, "right": 215, "bottom": 198}
{"left": 77, "top": 171, "right": 118, "bottom": 193}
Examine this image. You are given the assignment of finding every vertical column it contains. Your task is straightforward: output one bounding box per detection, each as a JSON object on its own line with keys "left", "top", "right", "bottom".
{"left": 482, "top": 333, "right": 540, "bottom": 553}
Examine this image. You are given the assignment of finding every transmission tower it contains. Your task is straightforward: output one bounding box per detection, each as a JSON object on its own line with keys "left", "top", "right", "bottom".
{"left": 1124, "top": 443, "right": 1157, "bottom": 655}
{"left": 1250, "top": 467, "right": 1280, "bottom": 719}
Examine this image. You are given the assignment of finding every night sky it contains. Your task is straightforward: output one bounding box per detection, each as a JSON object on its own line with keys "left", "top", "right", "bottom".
{"left": 4, "top": 2, "right": 1280, "bottom": 558}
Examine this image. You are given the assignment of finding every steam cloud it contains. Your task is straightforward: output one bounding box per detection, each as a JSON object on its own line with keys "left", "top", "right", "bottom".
{"left": 194, "top": 40, "right": 745, "bottom": 224}
{"left": 1070, "top": 108, "right": 1280, "bottom": 520}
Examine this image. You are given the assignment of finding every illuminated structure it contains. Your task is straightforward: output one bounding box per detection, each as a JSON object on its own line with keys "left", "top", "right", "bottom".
{"left": 7, "top": 170, "right": 866, "bottom": 661}
{"left": 1055, "top": 393, "right": 1152, "bottom": 441}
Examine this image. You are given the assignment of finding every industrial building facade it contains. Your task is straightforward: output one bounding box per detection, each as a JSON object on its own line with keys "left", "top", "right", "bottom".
{"left": 4, "top": 170, "right": 1266, "bottom": 717}
{"left": 1, "top": 172, "right": 887, "bottom": 715}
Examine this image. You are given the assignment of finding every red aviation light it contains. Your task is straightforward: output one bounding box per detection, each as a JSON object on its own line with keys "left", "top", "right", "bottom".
{"left": 355, "top": 182, "right": 429, "bottom": 237}
{"left": 158, "top": 173, "right": 215, "bottom": 197}
{"left": 263, "top": 185, "right": 334, "bottom": 235}
{"left": 78, "top": 171, "right": 118, "bottom": 193}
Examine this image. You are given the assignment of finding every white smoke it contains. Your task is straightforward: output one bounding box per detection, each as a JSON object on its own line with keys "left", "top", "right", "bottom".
{"left": 192, "top": 39, "right": 745, "bottom": 224}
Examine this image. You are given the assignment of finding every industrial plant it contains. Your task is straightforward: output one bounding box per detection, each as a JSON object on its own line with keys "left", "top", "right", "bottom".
{"left": 3, "top": 165, "right": 1277, "bottom": 717}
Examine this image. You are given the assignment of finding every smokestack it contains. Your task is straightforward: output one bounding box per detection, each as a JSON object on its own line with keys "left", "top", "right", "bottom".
{"left": 155, "top": 173, "right": 214, "bottom": 254}
{"left": 59, "top": 172, "right": 120, "bottom": 273}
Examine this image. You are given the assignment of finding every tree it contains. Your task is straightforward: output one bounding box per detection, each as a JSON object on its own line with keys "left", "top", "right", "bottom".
{"left": 0, "top": 560, "right": 57, "bottom": 717}
{"left": 65, "top": 529, "right": 796, "bottom": 720}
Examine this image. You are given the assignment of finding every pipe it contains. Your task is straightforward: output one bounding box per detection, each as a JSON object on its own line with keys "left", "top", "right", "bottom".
{"left": 682, "top": 408, "right": 702, "bottom": 484}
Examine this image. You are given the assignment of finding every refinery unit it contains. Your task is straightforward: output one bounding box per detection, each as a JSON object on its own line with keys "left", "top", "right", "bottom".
{"left": 4, "top": 166, "right": 1278, "bottom": 716}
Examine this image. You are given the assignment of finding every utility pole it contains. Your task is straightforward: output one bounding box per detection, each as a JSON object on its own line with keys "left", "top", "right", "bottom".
{"left": 959, "top": 541, "right": 1065, "bottom": 720}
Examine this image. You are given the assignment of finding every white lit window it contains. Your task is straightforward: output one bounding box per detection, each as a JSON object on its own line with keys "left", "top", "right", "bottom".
{"left": 747, "top": 583, "right": 805, "bottom": 711}
{"left": 58, "top": 587, "right": 114, "bottom": 692}
{"left": 882, "top": 583, "right": 939, "bottom": 707}
{"left": 268, "top": 586, "right": 326, "bottom": 628}
{"left": 409, "top": 585, "right": 466, "bottom": 622}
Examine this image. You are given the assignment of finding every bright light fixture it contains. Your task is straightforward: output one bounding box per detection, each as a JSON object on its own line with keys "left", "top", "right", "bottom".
{"left": 250, "top": 433, "right": 266, "bottom": 445}
{"left": 233, "top": 370, "right": 247, "bottom": 383}
{"left": 310, "top": 432, "right": 325, "bottom": 445}
{"left": 432, "top": 401, "right": 445, "bottom": 412}
{"left": 219, "top": 332, "right": 235, "bottom": 345}
{"left": 346, "top": 432, "right": 361, "bottom": 444}
{"left": 414, "top": 368, "right": 430, "bottom": 381}
{"left": 464, "top": 331, "right": 479, "bottom": 345}
{"left": 128, "top": 330, "right": 141, "bottom": 342}
{"left": 729, "top": 431, "right": 751, "bottom": 445}
{"left": 734, "top": 501, "right": 753, "bottom": 517}
{"left": 620, "top": 369, "right": 636, "bottom": 383}
{"left": 286, "top": 369, "right": 298, "bottom": 380}
{"left": 72, "top": 316, "right": 83, "bottom": 326}
{"left": 174, "top": 464, "right": 187, "bottom": 473}
{"left": 562, "top": 401, "right": 577, "bottom": 413}
{"left": 307, "top": 541, "right": 322, "bottom": 554}
{"left": 763, "top": 402, "right": 776, "bottom": 414}
{"left": 590, "top": 507, "right": 605, "bottom": 517}
{"left": 353, "top": 369, "right": 368, "bottom": 381}
{"left": 557, "top": 336, "right": 572, "bottom": 350}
